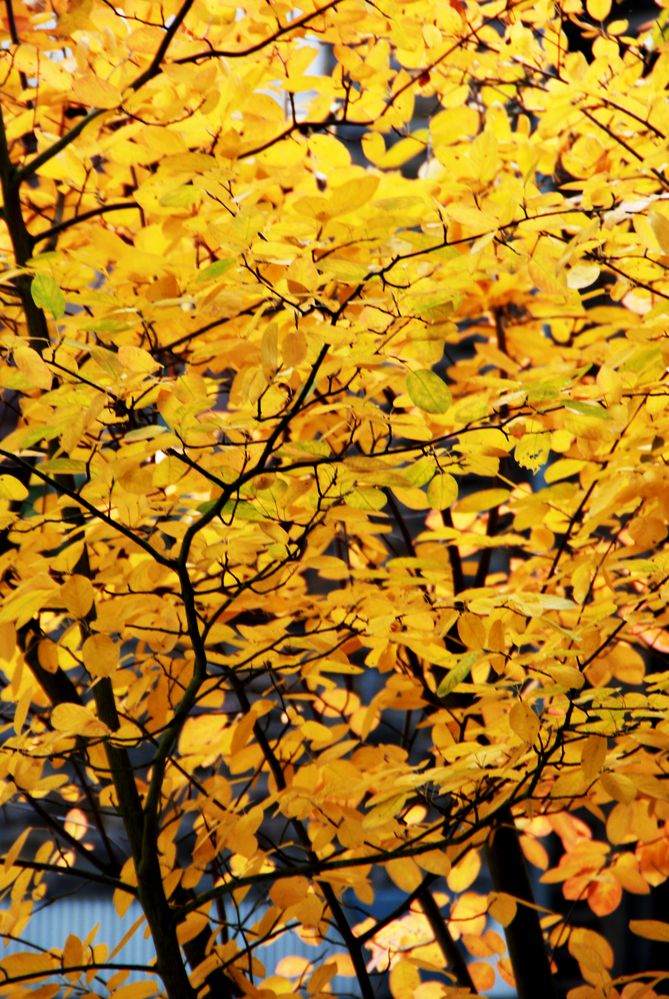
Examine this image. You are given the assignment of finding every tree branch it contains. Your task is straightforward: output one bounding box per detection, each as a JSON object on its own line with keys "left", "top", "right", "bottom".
{"left": 31, "top": 202, "right": 139, "bottom": 245}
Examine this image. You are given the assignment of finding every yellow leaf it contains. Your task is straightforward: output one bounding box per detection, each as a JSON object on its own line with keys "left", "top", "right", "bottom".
{"left": 457, "top": 612, "right": 486, "bottom": 650}
{"left": 600, "top": 772, "right": 637, "bottom": 804}
{"left": 113, "top": 887, "right": 136, "bottom": 919}
{"left": 270, "top": 876, "right": 310, "bottom": 908}
{"left": 586, "top": 0, "right": 611, "bottom": 20}
{"left": 261, "top": 323, "right": 279, "bottom": 380}
{"left": 331, "top": 175, "right": 380, "bottom": 216}
{"left": 406, "top": 369, "right": 452, "bottom": 413}
{"left": 568, "top": 927, "right": 614, "bottom": 973}
{"left": 447, "top": 849, "right": 480, "bottom": 892}
{"left": 389, "top": 959, "right": 420, "bottom": 999}
{"left": 487, "top": 618, "right": 505, "bottom": 653}
{"left": 276, "top": 955, "right": 311, "bottom": 978}
{"left": 361, "top": 132, "right": 386, "bottom": 165}
{"left": 37, "top": 638, "right": 59, "bottom": 673}
{"left": 51, "top": 702, "right": 110, "bottom": 738}
{"left": 520, "top": 834, "right": 549, "bottom": 870}
{"left": 488, "top": 892, "right": 517, "bottom": 927}
{"left": 449, "top": 892, "right": 487, "bottom": 936}
{"left": 308, "top": 962, "right": 337, "bottom": 994}
{"left": 649, "top": 210, "right": 669, "bottom": 255}
{"left": 0, "top": 622, "right": 16, "bottom": 662}
{"left": 71, "top": 72, "right": 122, "bottom": 108}
{"left": 64, "top": 807, "right": 88, "bottom": 841}
{"left": 3, "top": 825, "right": 32, "bottom": 870}
{"left": 0, "top": 474, "right": 29, "bottom": 501}
{"left": 117, "top": 345, "right": 161, "bottom": 373}
{"left": 63, "top": 934, "right": 83, "bottom": 979}
{"left": 283, "top": 331, "right": 307, "bottom": 367}
{"left": 567, "top": 263, "right": 600, "bottom": 289}
{"left": 387, "top": 857, "right": 422, "bottom": 893}
{"left": 82, "top": 633, "right": 118, "bottom": 677}
{"left": 426, "top": 472, "right": 458, "bottom": 509}
{"left": 0, "top": 577, "right": 58, "bottom": 627}
{"left": 456, "top": 488, "right": 510, "bottom": 513}
{"left": 60, "top": 574, "right": 95, "bottom": 618}
{"left": 0, "top": 954, "right": 56, "bottom": 979}
{"left": 509, "top": 701, "right": 540, "bottom": 744}
{"left": 14, "top": 347, "right": 52, "bottom": 389}
{"left": 417, "top": 850, "right": 451, "bottom": 876}
{"left": 581, "top": 734, "right": 607, "bottom": 784}
{"left": 514, "top": 433, "right": 550, "bottom": 473}
{"left": 14, "top": 686, "right": 31, "bottom": 736}
{"left": 176, "top": 911, "right": 210, "bottom": 945}
{"left": 628, "top": 515, "right": 667, "bottom": 549}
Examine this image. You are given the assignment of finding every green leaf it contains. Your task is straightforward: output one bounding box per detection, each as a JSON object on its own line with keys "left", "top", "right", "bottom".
{"left": 159, "top": 185, "right": 202, "bottom": 208}
{"left": 30, "top": 273, "right": 66, "bottom": 319}
{"left": 565, "top": 400, "right": 609, "bottom": 419}
{"left": 217, "top": 499, "right": 265, "bottom": 521}
{"left": 196, "top": 259, "right": 235, "bottom": 282}
{"left": 40, "top": 459, "right": 87, "bottom": 473}
{"left": 404, "top": 456, "right": 435, "bottom": 487}
{"left": 123, "top": 426, "right": 168, "bottom": 442}
{"left": 406, "top": 370, "right": 452, "bottom": 414}
{"left": 427, "top": 472, "right": 458, "bottom": 509}
{"left": 437, "top": 652, "right": 479, "bottom": 697}
{"left": 87, "top": 345, "right": 124, "bottom": 378}
{"left": 347, "top": 487, "right": 387, "bottom": 511}
{"left": 83, "top": 320, "right": 134, "bottom": 334}
{"left": 15, "top": 423, "right": 63, "bottom": 449}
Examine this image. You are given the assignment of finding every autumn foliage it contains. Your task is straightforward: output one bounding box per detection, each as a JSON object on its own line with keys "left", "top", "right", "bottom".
{"left": 1, "top": 0, "right": 669, "bottom": 995}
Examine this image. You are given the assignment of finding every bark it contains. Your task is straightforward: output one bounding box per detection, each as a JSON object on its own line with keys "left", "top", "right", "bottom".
{"left": 485, "top": 807, "right": 557, "bottom": 999}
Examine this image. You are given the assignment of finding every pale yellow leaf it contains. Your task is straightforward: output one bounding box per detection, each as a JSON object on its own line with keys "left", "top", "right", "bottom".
{"left": 14, "top": 344, "right": 51, "bottom": 392}
{"left": 389, "top": 959, "right": 420, "bottom": 999}
{"left": 51, "top": 702, "right": 110, "bottom": 738}
{"left": 649, "top": 211, "right": 669, "bottom": 255}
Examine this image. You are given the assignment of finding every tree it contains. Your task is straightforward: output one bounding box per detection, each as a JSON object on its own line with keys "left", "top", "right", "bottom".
{"left": 1, "top": 0, "right": 669, "bottom": 995}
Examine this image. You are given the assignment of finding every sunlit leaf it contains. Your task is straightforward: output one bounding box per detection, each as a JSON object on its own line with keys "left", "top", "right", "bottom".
{"left": 0, "top": 475, "right": 28, "bottom": 501}
{"left": 406, "top": 370, "right": 452, "bottom": 413}
{"left": 30, "top": 273, "right": 66, "bottom": 319}
{"left": 82, "top": 633, "right": 119, "bottom": 677}
{"left": 437, "top": 651, "right": 479, "bottom": 697}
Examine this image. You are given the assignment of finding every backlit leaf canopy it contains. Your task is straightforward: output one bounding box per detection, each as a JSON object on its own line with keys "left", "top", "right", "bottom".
{"left": 1, "top": 0, "right": 669, "bottom": 996}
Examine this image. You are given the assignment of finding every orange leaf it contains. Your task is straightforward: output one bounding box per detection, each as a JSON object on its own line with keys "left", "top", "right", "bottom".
{"left": 588, "top": 876, "right": 622, "bottom": 917}
{"left": 629, "top": 920, "right": 669, "bottom": 943}
{"left": 469, "top": 961, "right": 495, "bottom": 991}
